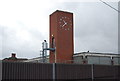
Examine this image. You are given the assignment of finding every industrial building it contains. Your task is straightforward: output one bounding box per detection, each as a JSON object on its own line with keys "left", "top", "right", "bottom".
{"left": 3, "top": 53, "right": 28, "bottom": 62}
{"left": 1, "top": 9, "right": 120, "bottom": 81}
{"left": 22, "top": 51, "right": 120, "bottom": 65}
{"left": 73, "top": 52, "right": 120, "bottom": 65}
{"left": 3, "top": 10, "right": 120, "bottom": 65}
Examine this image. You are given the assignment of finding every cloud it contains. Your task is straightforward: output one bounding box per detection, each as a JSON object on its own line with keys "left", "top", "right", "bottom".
{"left": 59, "top": 2, "right": 118, "bottom": 53}
{"left": 2, "top": 25, "right": 45, "bottom": 58}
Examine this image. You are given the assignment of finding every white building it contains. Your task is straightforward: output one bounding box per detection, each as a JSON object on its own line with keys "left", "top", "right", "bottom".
{"left": 73, "top": 52, "right": 120, "bottom": 65}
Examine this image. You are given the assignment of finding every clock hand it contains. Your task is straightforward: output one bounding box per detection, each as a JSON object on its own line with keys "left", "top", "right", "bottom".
{"left": 63, "top": 20, "right": 67, "bottom": 25}
{"left": 62, "top": 23, "right": 66, "bottom": 27}
{"left": 63, "top": 20, "right": 66, "bottom": 24}
{"left": 62, "top": 20, "right": 67, "bottom": 27}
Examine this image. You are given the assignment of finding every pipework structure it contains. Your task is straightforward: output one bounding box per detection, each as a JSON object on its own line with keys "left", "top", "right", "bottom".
{"left": 41, "top": 40, "right": 55, "bottom": 63}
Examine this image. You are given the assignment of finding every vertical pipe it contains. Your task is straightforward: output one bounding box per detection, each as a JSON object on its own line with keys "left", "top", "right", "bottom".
{"left": 55, "top": 47, "right": 56, "bottom": 63}
{"left": 91, "top": 64, "right": 94, "bottom": 81}
{"left": 53, "top": 63, "right": 56, "bottom": 81}
{"left": 42, "top": 49, "right": 44, "bottom": 63}
{"left": 53, "top": 47, "right": 56, "bottom": 81}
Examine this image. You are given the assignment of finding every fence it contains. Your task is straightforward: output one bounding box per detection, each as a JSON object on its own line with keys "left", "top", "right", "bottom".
{"left": 2, "top": 61, "right": 120, "bottom": 81}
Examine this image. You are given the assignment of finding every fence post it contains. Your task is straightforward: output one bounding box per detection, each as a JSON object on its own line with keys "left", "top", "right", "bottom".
{"left": 53, "top": 63, "right": 56, "bottom": 81}
{"left": 91, "top": 64, "right": 94, "bottom": 81}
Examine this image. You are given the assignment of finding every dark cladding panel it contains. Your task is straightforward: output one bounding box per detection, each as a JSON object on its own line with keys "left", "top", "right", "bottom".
{"left": 2, "top": 62, "right": 6, "bottom": 79}
{"left": 56, "top": 64, "right": 91, "bottom": 79}
{"left": 117, "top": 65, "right": 120, "bottom": 80}
{"left": 114, "top": 65, "right": 119, "bottom": 79}
{"left": 93, "top": 65, "right": 115, "bottom": 79}
{"left": 2, "top": 62, "right": 53, "bottom": 80}
{"left": 2, "top": 62, "right": 120, "bottom": 80}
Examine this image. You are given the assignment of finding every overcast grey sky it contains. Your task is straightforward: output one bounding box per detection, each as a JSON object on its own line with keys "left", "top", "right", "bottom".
{"left": 0, "top": 0, "right": 119, "bottom": 59}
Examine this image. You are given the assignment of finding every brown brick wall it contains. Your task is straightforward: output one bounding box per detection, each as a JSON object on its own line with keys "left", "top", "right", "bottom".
{"left": 50, "top": 10, "right": 74, "bottom": 63}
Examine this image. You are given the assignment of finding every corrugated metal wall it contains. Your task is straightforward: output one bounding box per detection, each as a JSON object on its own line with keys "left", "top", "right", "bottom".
{"left": 94, "top": 65, "right": 116, "bottom": 79}
{"left": 2, "top": 62, "right": 53, "bottom": 80}
{"left": 56, "top": 64, "right": 91, "bottom": 79}
{"left": 2, "top": 61, "right": 120, "bottom": 81}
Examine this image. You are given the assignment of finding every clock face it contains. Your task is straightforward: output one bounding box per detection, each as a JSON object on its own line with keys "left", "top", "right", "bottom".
{"left": 58, "top": 16, "right": 72, "bottom": 31}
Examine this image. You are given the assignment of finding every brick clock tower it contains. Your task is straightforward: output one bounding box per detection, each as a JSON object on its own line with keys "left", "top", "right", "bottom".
{"left": 50, "top": 10, "right": 74, "bottom": 63}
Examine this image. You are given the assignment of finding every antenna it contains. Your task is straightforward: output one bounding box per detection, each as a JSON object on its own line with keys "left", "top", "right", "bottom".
{"left": 99, "top": 0, "right": 120, "bottom": 13}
